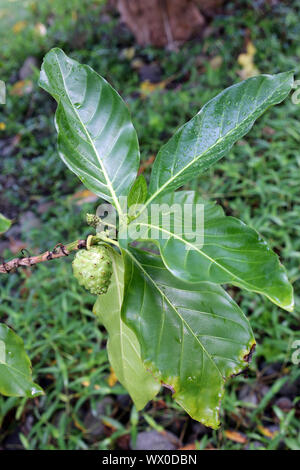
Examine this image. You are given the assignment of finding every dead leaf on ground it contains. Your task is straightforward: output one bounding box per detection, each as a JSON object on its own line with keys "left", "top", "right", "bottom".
{"left": 81, "top": 380, "right": 90, "bottom": 387}
{"left": 102, "top": 419, "right": 117, "bottom": 431}
{"left": 140, "top": 74, "right": 177, "bottom": 98}
{"left": 257, "top": 425, "right": 278, "bottom": 439}
{"left": 237, "top": 41, "right": 259, "bottom": 79}
{"left": 10, "top": 80, "right": 33, "bottom": 97}
{"left": 224, "top": 429, "right": 248, "bottom": 444}
{"left": 71, "top": 189, "right": 98, "bottom": 205}
{"left": 107, "top": 367, "right": 118, "bottom": 387}
{"left": 73, "top": 415, "right": 87, "bottom": 433}
{"left": 138, "top": 155, "right": 155, "bottom": 174}
{"left": 179, "top": 443, "right": 196, "bottom": 450}
{"left": 12, "top": 20, "right": 27, "bottom": 33}
{"left": 140, "top": 80, "right": 165, "bottom": 97}
{"left": 210, "top": 55, "right": 223, "bottom": 70}
{"left": 121, "top": 47, "right": 135, "bottom": 60}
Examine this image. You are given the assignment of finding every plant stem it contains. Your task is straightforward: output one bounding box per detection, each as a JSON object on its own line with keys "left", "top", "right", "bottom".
{"left": 0, "top": 239, "right": 87, "bottom": 274}
{"left": 0, "top": 233, "right": 122, "bottom": 274}
{"left": 95, "top": 235, "right": 120, "bottom": 248}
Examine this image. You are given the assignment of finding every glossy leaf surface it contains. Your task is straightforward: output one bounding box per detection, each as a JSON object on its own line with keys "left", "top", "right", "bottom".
{"left": 93, "top": 247, "right": 159, "bottom": 409}
{"left": 128, "top": 174, "right": 148, "bottom": 208}
{"left": 127, "top": 191, "right": 294, "bottom": 311}
{"left": 39, "top": 48, "right": 139, "bottom": 213}
{"left": 0, "top": 324, "right": 43, "bottom": 397}
{"left": 0, "top": 213, "right": 11, "bottom": 234}
{"left": 149, "top": 72, "right": 293, "bottom": 199}
{"left": 122, "top": 248, "right": 255, "bottom": 427}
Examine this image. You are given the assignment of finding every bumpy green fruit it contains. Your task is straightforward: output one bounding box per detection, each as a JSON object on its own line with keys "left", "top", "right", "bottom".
{"left": 86, "top": 213, "right": 101, "bottom": 229}
{"left": 72, "top": 245, "right": 113, "bottom": 295}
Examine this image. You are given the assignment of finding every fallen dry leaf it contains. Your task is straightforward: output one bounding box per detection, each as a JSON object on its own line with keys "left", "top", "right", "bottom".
{"left": 179, "top": 443, "right": 196, "bottom": 450}
{"left": 12, "top": 20, "right": 27, "bottom": 33}
{"left": 140, "top": 79, "right": 165, "bottom": 97}
{"left": 71, "top": 189, "right": 98, "bottom": 205}
{"left": 73, "top": 416, "right": 86, "bottom": 433}
{"left": 102, "top": 418, "right": 117, "bottom": 431}
{"left": 138, "top": 155, "right": 155, "bottom": 174}
{"left": 81, "top": 380, "right": 90, "bottom": 387}
{"left": 10, "top": 80, "right": 33, "bottom": 97}
{"left": 210, "top": 55, "right": 223, "bottom": 70}
{"left": 122, "top": 47, "right": 135, "bottom": 60}
{"left": 257, "top": 425, "right": 278, "bottom": 439}
{"left": 107, "top": 368, "right": 118, "bottom": 387}
{"left": 224, "top": 429, "right": 248, "bottom": 444}
{"left": 237, "top": 41, "right": 259, "bottom": 79}
{"left": 139, "top": 71, "right": 178, "bottom": 98}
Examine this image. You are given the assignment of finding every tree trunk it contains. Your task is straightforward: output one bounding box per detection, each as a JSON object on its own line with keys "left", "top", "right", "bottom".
{"left": 112, "top": 0, "right": 224, "bottom": 47}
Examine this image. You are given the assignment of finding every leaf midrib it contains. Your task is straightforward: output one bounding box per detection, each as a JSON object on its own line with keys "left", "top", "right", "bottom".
{"left": 131, "top": 221, "right": 288, "bottom": 310}
{"left": 144, "top": 75, "right": 291, "bottom": 212}
{"left": 110, "top": 251, "right": 143, "bottom": 389}
{"left": 55, "top": 53, "right": 123, "bottom": 215}
{"left": 109, "top": 252, "right": 128, "bottom": 385}
{"left": 125, "top": 249, "right": 223, "bottom": 379}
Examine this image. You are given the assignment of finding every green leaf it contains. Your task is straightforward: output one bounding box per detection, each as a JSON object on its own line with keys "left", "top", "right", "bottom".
{"left": 93, "top": 246, "right": 159, "bottom": 409}
{"left": 128, "top": 174, "right": 148, "bottom": 208}
{"left": 39, "top": 48, "right": 140, "bottom": 213}
{"left": 0, "top": 324, "right": 44, "bottom": 398}
{"left": 0, "top": 213, "right": 11, "bottom": 234}
{"left": 122, "top": 248, "right": 255, "bottom": 427}
{"left": 126, "top": 191, "right": 294, "bottom": 312}
{"left": 148, "top": 72, "right": 293, "bottom": 200}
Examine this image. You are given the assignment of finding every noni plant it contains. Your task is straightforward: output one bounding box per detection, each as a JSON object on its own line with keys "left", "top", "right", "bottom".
{"left": 0, "top": 48, "right": 294, "bottom": 428}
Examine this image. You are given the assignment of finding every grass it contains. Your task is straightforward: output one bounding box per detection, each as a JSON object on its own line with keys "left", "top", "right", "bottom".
{"left": 0, "top": 0, "right": 299, "bottom": 450}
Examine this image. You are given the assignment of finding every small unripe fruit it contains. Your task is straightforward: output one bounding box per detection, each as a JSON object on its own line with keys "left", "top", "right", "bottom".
{"left": 86, "top": 213, "right": 101, "bottom": 228}
{"left": 72, "top": 245, "right": 113, "bottom": 295}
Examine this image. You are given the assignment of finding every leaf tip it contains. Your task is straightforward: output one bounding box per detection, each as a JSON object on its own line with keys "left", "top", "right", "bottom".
{"left": 29, "top": 383, "right": 44, "bottom": 398}
{"left": 272, "top": 286, "right": 294, "bottom": 312}
{"left": 283, "top": 298, "right": 294, "bottom": 313}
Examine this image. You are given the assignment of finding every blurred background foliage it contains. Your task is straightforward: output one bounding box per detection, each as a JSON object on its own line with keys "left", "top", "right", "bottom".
{"left": 0, "top": 0, "right": 299, "bottom": 450}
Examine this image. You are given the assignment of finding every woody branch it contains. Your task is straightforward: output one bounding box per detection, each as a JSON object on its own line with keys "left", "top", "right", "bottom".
{"left": 0, "top": 239, "right": 87, "bottom": 274}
